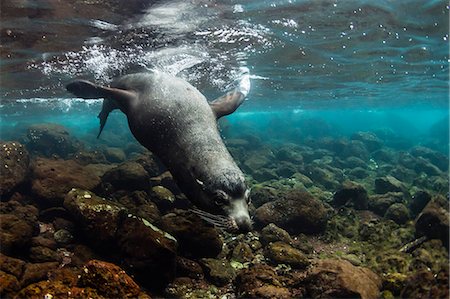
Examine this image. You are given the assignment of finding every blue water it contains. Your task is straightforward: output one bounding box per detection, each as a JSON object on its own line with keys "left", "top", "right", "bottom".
{"left": 1, "top": 0, "right": 449, "bottom": 153}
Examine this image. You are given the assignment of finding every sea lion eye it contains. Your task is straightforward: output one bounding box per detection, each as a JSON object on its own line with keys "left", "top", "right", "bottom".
{"left": 214, "top": 190, "right": 229, "bottom": 206}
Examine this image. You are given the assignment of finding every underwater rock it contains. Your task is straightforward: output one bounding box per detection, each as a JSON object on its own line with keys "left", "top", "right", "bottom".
{"left": 78, "top": 259, "right": 141, "bottom": 298}
{"left": 260, "top": 223, "right": 294, "bottom": 246}
{"left": 276, "top": 145, "right": 304, "bottom": 165}
{"left": 414, "top": 157, "right": 443, "bottom": 176}
{"left": 342, "top": 140, "right": 370, "bottom": 160}
{"left": 410, "top": 146, "right": 449, "bottom": 172}
{"left": 72, "top": 149, "right": 107, "bottom": 165}
{"left": 275, "top": 161, "right": 298, "bottom": 178}
{"left": 24, "top": 123, "right": 82, "bottom": 158}
{"left": 0, "top": 201, "right": 38, "bottom": 255}
{"left": 400, "top": 267, "right": 449, "bottom": 299}
{"left": 103, "top": 146, "right": 126, "bottom": 163}
{"left": 415, "top": 195, "right": 449, "bottom": 249}
{"left": 371, "top": 148, "right": 397, "bottom": 164}
{"left": 16, "top": 280, "right": 101, "bottom": 299}
{"left": 409, "top": 190, "right": 432, "bottom": 217}
{"left": 165, "top": 277, "right": 220, "bottom": 299}
{"left": 374, "top": 175, "right": 407, "bottom": 194}
{"left": 159, "top": 209, "right": 222, "bottom": 258}
{"left": 101, "top": 161, "right": 150, "bottom": 192}
{"left": 333, "top": 180, "right": 368, "bottom": 210}
{"left": 368, "top": 192, "right": 405, "bottom": 216}
{"left": 0, "top": 141, "right": 30, "bottom": 197}
{"left": 117, "top": 191, "right": 161, "bottom": 223}
{"left": 0, "top": 270, "right": 20, "bottom": 297}
{"left": 175, "top": 256, "right": 204, "bottom": 279}
{"left": 304, "top": 164, "right": 341, "bottom": 190}
{"left": 20, "top": 261, "right": 60, "bottom": 287}
{"left": 255, "top": 190, "right": 328, "bottom": 235}
{"left": 200, "top": 258, "right": 236, "bottom": 286}
{"left": 351, "top": 131, "right": 383, "bottom": 152}
{"left": 343, "top": 156, "right": 367, "bottom": 169}
{"left": 53, "top": 229, "right": 74, "bottom": 245}
{"left": 384, "top": 203, "right": 410, "bottom": 225}
{"left": 231, "top": 242, "right": 254, "bottom": 263}
{"left": 29, "top": 245, "right": 61, "bottom": 263}
{"left": 0, "top": 253, "right": 26, "bottom": 279}
{"left": 250, "top": 185, "right": 279, "bottom": 208}
{"left": 64, "top": 188, "right": 124, "bottom": 252}
{"left": 150, "top": 185, "right": 176, "bottom": 212}
{"left": 116, "top": 213, "right": 177, "bottom": 290}
{"left": 236, "top": 264, "right": 292, "bottom": 299}
{"left": 304, "top": 259, "right": 381, "bottom": 299}
{"left": 265, "top": 241, "right": 310, "bottom": 269}
{"left": 31, "top": 158, "right": 101, "bottom": 206}
{"left": 133, "top": 152, "right": 164, "bottom": 178}
{"left": 252, "top": 168, "right": 279, "bottom": 182}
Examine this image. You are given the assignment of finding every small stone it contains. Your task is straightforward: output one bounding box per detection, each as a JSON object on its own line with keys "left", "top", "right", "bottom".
{"left": 265, "top": 241, "right": 310, "bottom": 269}
{"left": 54, "top": 229, "right": 74, "bottom": 245}
{"left": 384, "top": 203, "right": 410, "bottom": 225}
{"left": 200, "top": 258, "right": 236, "bottom": 286}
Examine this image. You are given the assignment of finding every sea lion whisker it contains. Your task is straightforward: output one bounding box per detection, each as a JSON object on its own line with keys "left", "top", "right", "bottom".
{"left": 190, "top": 208, "right": 229, "bottom": 221}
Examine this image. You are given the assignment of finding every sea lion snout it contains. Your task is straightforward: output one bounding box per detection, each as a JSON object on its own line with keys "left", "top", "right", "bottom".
{"left": 228, "top": 197, "right": 253, "bottom": 233}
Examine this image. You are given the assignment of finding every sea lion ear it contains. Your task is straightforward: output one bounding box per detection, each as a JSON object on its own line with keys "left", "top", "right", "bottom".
{"left": 209, "top": 69, "right": 250, "bottom": 119}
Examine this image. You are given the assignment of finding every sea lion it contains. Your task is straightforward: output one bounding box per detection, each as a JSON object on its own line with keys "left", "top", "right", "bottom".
{"left": 66, "top": 70, "right": 252, "bottom": 232}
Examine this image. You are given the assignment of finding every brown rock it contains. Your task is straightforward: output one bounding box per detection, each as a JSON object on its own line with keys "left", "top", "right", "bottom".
{"left": 255, "top": 190, "right": 328, "bottom": 234}
{"left": 159, "top": 209, "right": 222, "bottom": 258}
{"left": 20, "top": 262, "right": 60, "bottom": 287}
{"left": 236, "top": 264, "right": 292, "bottom": 299}
{"left": 415, "top": 195, "right": 449, "bottom": 249}
{"left": 265, "top": 242, "right": 310, "bottom": 269}
{"left": 0, "top": 254, "right": 26, "bottom": 278}
{"left": 31, "top": 158, "right": 101, "bottom": 205}
{"left": 79, "top": 259, "right": 141, "bottom": 298}
{"left": 304, "top": 259, "right": 381, "bottom": 299}
{"left": 0, "top": 141, "right": 30, "bottom": 197}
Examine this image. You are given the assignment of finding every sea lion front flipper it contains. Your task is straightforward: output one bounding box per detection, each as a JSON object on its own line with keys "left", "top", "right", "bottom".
{"left": 209, "top": 69, "right": 250, "bottom": 119}
{"left": 66, "top": 79, "right": 137, "bottom": 138}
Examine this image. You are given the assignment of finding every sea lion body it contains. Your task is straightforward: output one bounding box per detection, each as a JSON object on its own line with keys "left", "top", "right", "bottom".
{"left": 67, "top": 71, "right": 252, "bottom": 232}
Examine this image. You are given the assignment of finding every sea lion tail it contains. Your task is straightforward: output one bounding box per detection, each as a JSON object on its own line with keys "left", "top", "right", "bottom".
{"left": 66, "top": 80, "right": 136, "bottom": 138}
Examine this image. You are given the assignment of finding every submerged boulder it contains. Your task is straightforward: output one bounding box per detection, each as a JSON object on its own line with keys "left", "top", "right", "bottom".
{"left": 255, "top": 190, "right": 328, "bottom": 234}
{"left": 63, "top": 189, "right": 124, "bottom": 252}
{"left": 159, "top": 209, "right": 222, "bottom": 258}
{"left": 0, "top": 141, "right": 30, "bottom": 197}
{"left": 304, "top": 259, "right": 381, "bottom": 299}
{"left": 24, "top": 123, "right": 82, "bottom": 158}
{"left": 333, "top": 180, "right": 368, "bottom": 210}
{"left": 78, "top": 260, "right": 141, "bottom": 298}
{"left": 415, "top": 195, "right": 449, "bottom": 249}
{"left": 375, "top": 176, "right": 407, "bottom": 194}
{"left": 0, "top": 201, "right": 39, "bottom": 255}
{"left": 31, "top": 158, "right": 101, "bottom": 206}
{"left": 101, "top": 161, "right": 150, "bottom": 192}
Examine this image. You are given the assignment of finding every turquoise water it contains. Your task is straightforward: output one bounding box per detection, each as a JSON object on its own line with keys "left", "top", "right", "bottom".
{"left": 1, "top": 0, "right": 449, "bottom": 152}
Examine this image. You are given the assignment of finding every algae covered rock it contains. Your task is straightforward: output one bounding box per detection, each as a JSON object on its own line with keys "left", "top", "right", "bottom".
{"left": 200, "top": 258, "right": 236, "bottom": 286}
{"left": 0, "top": 201, "right": 38, "bottom": 255}
{"left": 265, "top": 241, "right": 310, "bottom": 269}
{"left": 415, "top": 195, "right": 449, "bottom": 249}
{"left": 236, "top": 264, "right": 292, "bottom": 298}
{"left": 159, "top": 209, "right": 222, "bottom": 258}
{"left": 400, "top": 267, "right": 449, "bottom": 299}
{"left": 333, "top": 180, "right": 369, "bottom": 210}
{"left": 116, "top": 213, "right": 178, "bottom": 289}
{"left": 103, "top": 147, "right": 126, "bottom": 163}
{"left": 0, "top": 141, "right": 30, "bottom": 197}
{"left": 31, "top": 158, "right": 101, "bottom": 205}
{"left": 384, "top": 203, "right": 410, "bottom": 225}
{"left": 64, "top": 188, "right": 124, "bottom": 252}
{"left": 375, "top": 176, "right": 407, "bottom": 194}
{"left": 260, "top": 223, "right": 293, "bottom": 245}
{"left": 255, "top": 190, "right": 328, "bottom": 234}
{"left": 79, "top": 259, "right": 141, "bottom": 298}
{"left": 304, "top": 259, "right": 381, "bottom": 299}
{"left": 24, "top": 123, "right": 82, "bottom": 158}
{"left": 101, "top": 161, "right": 150, "bottom": 192}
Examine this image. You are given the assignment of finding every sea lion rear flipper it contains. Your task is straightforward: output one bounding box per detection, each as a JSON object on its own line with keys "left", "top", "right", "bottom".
{"left": 66, "top": 79, "right": 137, "bottom": 138}
{"left": 209, "top": 68, "right": 250, "bottom": 119}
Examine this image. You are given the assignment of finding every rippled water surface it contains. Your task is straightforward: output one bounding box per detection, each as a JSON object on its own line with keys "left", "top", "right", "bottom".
{"left": 0, "top": 0, "right": 449, "bottom": 146}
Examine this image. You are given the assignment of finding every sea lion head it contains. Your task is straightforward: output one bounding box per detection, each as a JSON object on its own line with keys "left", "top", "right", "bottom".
{"left": 193, "top": 171, "right": 252, "bottom": 233}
